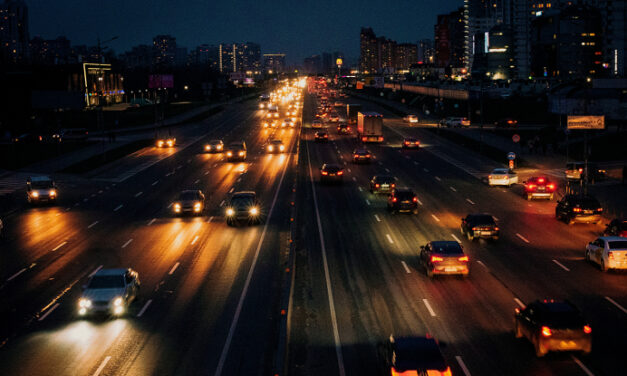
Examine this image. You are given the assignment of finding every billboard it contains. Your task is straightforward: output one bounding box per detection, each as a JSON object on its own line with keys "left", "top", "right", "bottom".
{"left": 149, "top": 74, "right": 174, "bottom": 89}
{"left": 567, "top": 115, "right": 605, "bottom": 130}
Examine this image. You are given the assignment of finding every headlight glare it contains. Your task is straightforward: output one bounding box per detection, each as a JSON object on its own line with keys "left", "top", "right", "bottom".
{"left": 226, "top": 208, "right": 234, "bottom": 216}
{"left": 250, "top": 207, "right": 259, "bottom": 216}
{"left": 113, "top": 297, "right": 123, "bottom": 307}
{"left": 79, "top": 298, "right": 92, "bottom": 308}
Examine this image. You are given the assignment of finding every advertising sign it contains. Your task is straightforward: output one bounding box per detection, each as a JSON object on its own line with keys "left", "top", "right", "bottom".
{"left": 567, "top": 116, "right": 605, "bottom": 130}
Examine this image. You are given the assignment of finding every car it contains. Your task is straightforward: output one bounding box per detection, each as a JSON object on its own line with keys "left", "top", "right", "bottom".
{"left": 604, "top": 218, "right": 627, "bottom": 237}
{"left": 494, "top": 118, "right": 518, "bottom": 127}
{"left": 225, "top": 141, "right": 247, "bottom": 161}
{"left": 53, "top": 128, "right": 89, "bottom": 142}
{"left": 419, "top": 241, "right": 469, "bottom": 277}
{"left": 337, "top": 122, "right": 351, "bottom": 134}
{"left": 443, "top": 117, "right": 470, "bottom": 127}
{"left": 555, "top": 194, "right": 603, "bottom": 225}
{"left": 204, "top": 139, "right": 224, "bottom": 153}
{"left": 488, "top": 168, "right": 518, "bottom": 187}
{"left": 515, "top": 299, "right": 592, "bottom": 357}
{"left": 403, "top": 114, "right": 419, "bottom": 123}
{"left": 320, "top": 164, "right": 344, "bottom": 184}
{"left": 402, "top": 137, "right": 420, "bottom": 149}
{"left": 283, "top": 118, "right": 295, "bottom": 128}
{"left": 382, "top": 336, "right": 451, "bottom": 376}
{"left": 352, "top": 148, "right": 372, "bottom": 163}
{"left": 329, "top": 113, "right": 340, "bottom": 123}
{"left": 370, "top": 175, "right": 396, "bottom": 194}
{"left": 314, "top": 131, "right": 329, "bottom": 142}
{"left": 262, "top": 119, "right": 279, "bottom": 128}
{"left": 13, "top": 132, "right": 43, "bottom": 143}
{"left": 266, "top": 108, "right": 279, "bottom": 118}
{"left": 312, "top": 120, "right": 323, "bottom": 128}
{"left": 461, "top": 214, "right": 499, "bottom": 241}
{"left": 267, "top": 139, "right": 285, "bottom": 153}
{"left": 565, "top": 162, "right": 607, "bottom": 183}
{"left": 156, "top": 137, "right": 176, "bottom": 148}
{"left": 172, "top": 190, "right": 205, "bottom": 216}
{"left": 26, "top": 176, "right": 57, "bottom": 204}
{"left": 523, "top": 176, "right": 557, "bottom": 200}
{"left": 225, "top": 191, "right": 261, "bottom": 226}
{"left": 585, "top": 236, "right": 627, "bottom": 271}
{"left": 387, "top": 188, "right": 418, "bottom": 214}
{"left": 78, "top": 268, "right": 140, "bottom": 316}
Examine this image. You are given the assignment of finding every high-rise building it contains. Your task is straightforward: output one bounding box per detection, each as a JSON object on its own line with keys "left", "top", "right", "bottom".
{"left": 263, "top": 53, "right": 286, "bottom": 73}
{"left": 303, "top": 54, "right": 322, "bottom": 74}
{"left": 241, "top": 42, "right": 261, "bottom": 73}
{"left": 121, "top": 44, "right": 153, "bottom": 69}
{"left": 592, "top": 0, "right": 627, "bottom": 77}
{"left": 379, "top": 37, "right": 397, "bottom": 71}
{"left": 360, "top": 27, "right": 416, "bottom": 73}
{"left": 464, "top": 0, "right": 512, "bottom": 73}
{"left": 153, "top": 35, "right": 177, "bottom": 67}
{"left": 418, "top": 39, "right": 435, "bottom": 65}
{"left": 435, "top": 8, "right": 465, "bottom": 69}
{"left": 219, "top": 42, "right": 261, "bottom": 73}
{"left": 360, "top": 27, "right": 379, "bottom": 73}
{"left": 30, "top": 36, "right": 71, "bottom": 65}
{"left": 191, "top": 44, "right": 219, "bottom": 70}
{"left": 395, "top": 43, "right": 418, "bottom": 70}
{"left": 0, "top": 0, "right": 29, "bottom": 64}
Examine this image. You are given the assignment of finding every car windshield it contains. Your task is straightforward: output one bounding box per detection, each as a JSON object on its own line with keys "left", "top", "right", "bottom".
{"left": 228, "top": 143, "right": 243, "bottom": 149}
{"left": 375, "top": 176, "right": 394, "bottom": 184}
{"left": 393, "top": 340, "right": 446, "bottom": 371}
{"left": 541, "top": 310, "right": 585, "bottom": 328}
{"left": 88, "top": 275, "right": 125, "bottom": 289}
{"left": 608, "top": 241, "right": 627, "bottom": 249}
{"left": 271, "top": 140, "right": 282, "bottom": 145}
{"left": 575, "top": 198, "right": 600, "bottom": 209}
{"left": 179, "top": 192, "right": 198, "bottom": 201}
{"left": 431, "top": 242, "right": 463, "bottom": 255}
{"left": 492, "top": 169, "right": 509, "bottom": 175}
{"left": 395, "top": 191, "right": 415, "bottom": 200}
{"left": 324, "top": 165, "right": 341, "bottom": 173}
{"left": 31, "top": 181, "right": 53, "bottom": 189}
{"left": 231, "top": 197, "right": 254, "bottom": 208}
{"left": 210, "top": 140, "right": 222, "bottom": 144}
{"left": 468, "top": 215, "right": 495, "bottom": 225}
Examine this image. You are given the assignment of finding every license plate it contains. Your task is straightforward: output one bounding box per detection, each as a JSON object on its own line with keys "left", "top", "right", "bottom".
{"left": 381, "top": 184, "right": 389, "bottom": 188}
{"left": 445, "top": 267, "right": 457, "bottom": 272}
{"left": 559, "top": 341, "right": 577, "bottom": 349}
{"left": 584, "top": 210, "right": 593, "bottom": 214}
{"left": 329, "top": 173, "right": 335, "bottom": 176}
{"left": 481, "top": 231, "right": 492, "bottom": 236}
{"left": 402, "top": 201, "right": 410, "bottom": 204}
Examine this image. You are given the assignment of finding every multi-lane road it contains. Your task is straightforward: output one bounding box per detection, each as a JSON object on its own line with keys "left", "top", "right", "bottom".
{"left": 0, "top": 86, "right": 625, "bottom": 376}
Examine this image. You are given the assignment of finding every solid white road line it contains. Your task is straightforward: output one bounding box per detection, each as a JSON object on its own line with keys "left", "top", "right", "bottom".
{"left": 134, "top": 191, "right": 143, "bottom": 197}
{"left": 374, "top": 214, "right": 381, "bottom": 222}
{"left": 121, "top": 239, "right": 133, "bottom": 249}
{"left": 7, "top": 268, "right": 27, "bottom": 281}
{"left": 386, "top": 234, "right": 394, "bottom": 244}
{"left": 114, "top": 204, "right": 123, "bottom": 211}
{"left": 514, "top": 298, "right": 526, "bottom": 309}
{"left": 431, "top": 214, "right": 440, "bottom": 222}
{"left": 89, "top": 265, "right": 103, "bottom": 277}
{"left": 92, "top": 356, "right": 111, "bottom": 376}
{"left": 168, "top": 262, "right": 180, "bottom": 275}
{"left": 552, "top": 259, "right": 570, "bottom": 271}
{"left": 571, "top": 356, "right": 595, "bottom": 376}
{"left": 147, "top": 218, "right": 156, "bottom": 226}
{"left": 466, "top": 198, "right": 475, "bottom": 205}
{"left": 516, "top": 233, "right": 530, "bottom": 243}
{"left": 38, "top": 303, "right": 59, "bottom": 322}
{"left": 191, "top": 235, "right": 199, "bottom": 245}
{"left": 401, "top": 261, "right": 411, "bottom": 274}
{"left": 455, "top": 356, "right": 472, "bottom": 376}
{"left": 451, "top": 234, "right": 461, "bottom": 243}
{"left": 52, "top": 241, "right": 67, "bottom": 251}
{"left": 450, "top": 186, "right": 457, "bottom": 192}
{"left": 605, "top": 296, "right": 627, "bottom": 315}
{"left": 423, "top": 299, "right": 437, "bottom": 317}
{"left": 87, "top": 221, "right": 99, "bottom": 229}
{"left": 137, "top": 299, "right": 153, "bottom": 318}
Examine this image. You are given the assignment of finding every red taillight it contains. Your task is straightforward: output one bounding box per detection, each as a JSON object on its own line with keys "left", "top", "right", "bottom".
{"left": 366, "top": 154, "right": 371, "bottom": 158}
{"left": 596, "top": 207, "right": 603, "bottom": 212}
{"left": 431, "top": 256, "right": 444, "bottom": 263}
{"left": 573, "top": 207, "right": 582, "bottom": 213}
{"left": 321, "top": 171, "right": 328, "bottom": 175}
{"left": 347, "top": 127, "right": 350, "bottom": 130}
{"left": 526, "top": 184, "right": 536, "bottom": 191}
{"left": 608, "top": 251, "right": 614, "bottom": 260}
{"left": 547, "top": 184, "right": 555, "bottom": 191}
{"left": 458, "top": 255, "right": 469, "bottom": 262}
{"left": 405, "top": 141, "right": 410, "bottom": 145}
{"left": 538, "top": 178, "right": 545, "bottom": 183}
{"left": 337, "top": 171, "right": 343, "bottom": 175}
{"left": 578, "top": 168, "right": 583, "bottom": 173}
{"left": 391, "top": 183, "right": 395, "bottom": 187}
{"left": 362, "top": 137, "right": 367, "bottom": 142}
{"left": 583, "top": 325, "right": 592, "bottom": 334}
{"left": 541, "top": 326, "right": 552, "bottom": 337}
{"left": 375, "top": 184, "right": 380, "bottom": 188}
{"left": 508, "top": 120, "right": 514, "bottom": 124}
{"left": 415, "top": 141, "right": 419, "bottom": 145}
{"left": 378, "top": 136, "right": 384, "bottom": 141}
{"left": 494, "top": 227, "right": 499, "bottom": 231}
{"left": 412, "top": 197, "right": 418, "bottom": 202}
{"left": 392, "top": 197, "right": 397, "bottom": 202}
{"left": 354, "top": 154, "right": 359, "bottom": 158}
{"left": 472, "top": 227, "right": 478, "bottom": 231}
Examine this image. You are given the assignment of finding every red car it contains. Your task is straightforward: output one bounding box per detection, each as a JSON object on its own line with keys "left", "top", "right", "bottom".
{"left": 523, "top": 176, "right": 556, "bottom": 200}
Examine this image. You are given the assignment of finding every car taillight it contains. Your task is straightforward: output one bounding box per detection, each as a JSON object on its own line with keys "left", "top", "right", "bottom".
{"left": 573, "top": 207, "right": 582, "bottom": 213}
{"left": 431, "top": 256, "right": 444, "bottom": 262}
{"left": 525, "top": 184, "right": 536, "bottom": 191}
{"left": 391, "top": 183, "right": 395, "bottom": 187}
{"left": 608, "top": 251, "right": 614, "bottom": 260}
{"left": 415, "top": 141, "right": 419, "bottom": 145}
{"left": 412, "top": 197, "right": 418, "bottom": 202}
{"left": 547, "top": 184, "right": 555, "bottom": 191}
{"left": 375, "top": 184, "right": 380, "bottom": 188}
{"left": 347, "top": 127, "right": 350, "bottom": 130}
{"left": 596, "top": 207, "right": 603, "bottom": 212}
{"left": 494, "top": 227, "right": 499, "bottom": 231}
{"left": 392, "top": 197, "right": 397, "bottom": 202}
{"left": 378, "top": 136, "right": 384, "bottom": 141}
{"left": 321, "top": 171, "right": 328, "bottom": 175}
{"left": 405, "top": 141, "right": 410, "bottom": 145}
{"left": 458, "top": 256, "right": 469, "bottom": 262}
{"left": 472, "top": 227, "right": 478, "bottom": 231}
{"left": 538, "top": 177, "right": 545, "bottom": 183}
{"left": 541, "top": 326, "right": 552, "bottom": 337}
{"left": 362, "top": 137, "right": 367, "bottom": 142}
{"left": 583, "top": 325, "right": 592, "bottom": 334}
{"left": 578, "top": 168, "right": 583, "bottom": 173}
{"left": 488, "top": 175, "right": 492, "bottom": 179}
{"left": 337, "top": 171, "right": 343, "bottom": 175}
{"left": 354, "top": 154, "right": 359, "bottom": 158}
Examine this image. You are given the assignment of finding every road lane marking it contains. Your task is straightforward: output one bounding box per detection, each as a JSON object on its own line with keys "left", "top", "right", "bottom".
{"left": 7, "top": 268, "right": 27, "bottom": 281}
{"left": 413, "top": 161, "right": 418, "bottom": 165}
{"left": 194, "top": 179, "right": 200, "bottom": 184}
{"left": 455, "top": 356, "right": 472, "bottom": 376}
{"left": 83, "top": 198, "right": 89, "bottom": 202}
{"left": 451, "top": 234, "right": 461, "bottom": 243}
{"left": 378, "top": 161, "right": 383, "bottom": 165}
{"left": 91, "top": 194, "right": 96, "bottom": 198}
{"left": 191, "top": 235, "right": 199, "bottom": 245}
{"left": 52, "top": 241, "right": 67, "bottom": 251}
{"left": 88, "top": 221, "right": 99, "bottom": 229}
{"left": 98, "top": 190, "right": 103, "bottom": 194}
{"left": 207, "top": 216, "right": 214, "bottom": 223}
{"left": 385, "top": 168, "right": 390, "bottom": 172}
{"left": 423, "top": 299, "right": 436, "bottom": 317}
{"left": 466, "top": 198, "right": 475, "bottom": 205}
{"left": 449, "top": 186, "right": 457, "bottom": 192}
{"left": 152, "top": 180, "right": 159, "bottom": 186}
{"left": 605, "top": 296, "right": 627, "bottom": 315}
{"left": 401, "top": 261, "right": 411, "bottom": 274}
{"left": 121, "top": 239, "right": 133, "bottom": 249}
{"left": 220, "top": 200, "right": 225, "bottom": 207}
{"left": 347, "top": 168, "right": 351, "bottom": 172}
{"left": 89, "top": 265, "right": 103, "bottom": 277}
{"left": 374, "top": 214, "right": 381, "bottom": 222}
{"left": 476, "top": 260, "right": 489, "bottom": 270}
{"left": 493, "top": 216, "right": 499, "bottom": 221}
{"left": 431, "top": 214, "right": 440, "bottom": 222}
{"left": 516, "top": 233, "right": 530, "bottom": 243}
{"left": 416, "top": 198, "right": 423, "bottom": 206}
{"left": 147, "top": 218, "right": 156, "bottom": 226}
{"left": 168, "top": 262, "right": 180, "bottom": 275}
{"left": 423, "top": 168, "right": 429, "bottom": 172}
{"left": 134, "top": 191, "right": 143, "bottom": 197}
{"left": 352, "top": 177, "right": 357, "bottom": 181}
{"left": 571, "top": 356, "right": 595, "bottom": 376}
{"left": 204, "top": 171, "right": 210, "bottom": 175}
{"left": 552, "top": 259, "right": 570, "bottom": 271}
{"left": 435, "top": 176, "right": 441, "bottom": 181}
{"left": 358, "top": 187, "right": 363, "bottom": 192}
{"left": 176, "top": 165, "right": 183, "bottom": 170}
{"left": 167, "top": 203, "right": 173, "bottom": 209}
{"left": 93, "top": 356, "right": 111, "bottom": 376}
{"left": 365, "top": 199, "right": 371, "bottom": 206}
{"left": 38, "top": 303, "right": 59, "bottom": 322}
{"left": 229, "top": 187, "right": 234, "bottom": 193}
{"left": 386, "top": 234, "right": 394, "bottom": 244}
{"left": 137, "top": 299, "right": 153, "bottom": 318}
{"left": 114, "top": 204, "right": 123, "bottom": 211}
{"left": 514, "top": 298, "right": 526, "bottom": 309}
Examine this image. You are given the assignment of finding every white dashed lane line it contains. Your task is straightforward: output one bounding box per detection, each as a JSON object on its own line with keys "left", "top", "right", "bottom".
{"left": 168, "top": 262, "right": 180, "bottom": 275}
{"left": 121, "top": 239, "right": 133, "bottom": 249}
{"left": 435, "top": 176, "right": 441, "bottom": 181}
{"left": 451, "top": 234, "right": 461, "bottom": 243}
{"left": 431, "top": 214, "right": 440, "bottom": 222}
{"left": 220, "top": 200, "right": 225, "bottom": 207}
{"left": 92, "top": 356, "right": 111, "bottom": 376}
{"left": 134, "top": 191, "right": 143, "bottom": 197}
{"left": 423, "top": 299, "right": 437, "bottom": 317}
{"left": 7, "top": 268, "right": 27, "bottom": 282}
{"left": 416, "top": 198, "right": 423, "bottom": 206}
{"left": 114, "top": 204, "right": 123, "bottom": 212}
{"left": 137, "top": 299, "right": 153, "bottom": 318}
{"left": 605, "top": 296, "right": 627, "bottom": 315}
{"left": 455, "top": 356, "right": 472, "bottom": 376}
{"left": 365, "top": 199, "right": 371, "bottom": 206}
{"left": 52, "top": 241, "right": 67, "bottom": 251}
{"left": 466, "top": 198, "right": 475, "bottom": 205}
{"left": 516, "top": 233, "right": 530, "bottom": 243}
{"left": 401, "top": 261, "right": 411, "bottom": 274}
{"left": 385, "top": 168, "right": 390, "bottom": 172}
{"left": 423, "top": 168, "right": 429, "bottom": 172}
{"left": 191, "top": 235, "right": 199, "bottom": 245}
{"left": 572, "top": 356, "right": 595, "bottom": 376}
{"left": 449, "top": 186, "right": 457, "bottom": 192}
{"left": 87, "top": 221, "right": 99, "bottom": 229}
{"left": 229, "top": 188, "right": 234, "bottom": 193}
{"left": 374, "top": 214, "right": 381, "bottom": 222}
{"left": 386, "top": 234, "right": 394, "bottom": 244}
{"left": 147, "top": 218, "right": 156, "bottom": 226}
{"left": 358, "top": 187, "right": 363, "bottom": 192}
{"left": 194, "top": 179, "right": 200, "bottom": 184}
{"left": 552, "top": 259, "right": 570, "bottom": 271}
{"left": 352, "top": 177, "right": 357, "bottom": 181}
{"left": 152, "top": 180, "right": 159, "bottom": 186}
{"left": 514, "top": 298, "right": 526, "bottom": 309}
{"left": 38, "top": 303, "right": 60, "bottom": 322}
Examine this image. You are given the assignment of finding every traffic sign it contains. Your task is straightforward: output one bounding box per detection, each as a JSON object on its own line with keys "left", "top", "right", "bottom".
{"left": 507, "top": 152, "right": 516, "bottom": 160}
{"left": 509, "top": 160, "right": 515, "bottom": 169}
{"left": 512, "top": 134, "right": 520, "bottom": 143}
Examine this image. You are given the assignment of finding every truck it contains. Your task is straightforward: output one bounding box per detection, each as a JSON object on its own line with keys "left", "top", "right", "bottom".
{"left": 346, "top": 104, "right": 362, "bottom": 125}
{"left": 357, "top": 112, "right": 384, "bottom": 143}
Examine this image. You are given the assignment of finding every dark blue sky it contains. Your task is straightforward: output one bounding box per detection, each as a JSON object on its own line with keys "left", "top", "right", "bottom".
{"left": 28, "top": 0, "right": 462, "bottom": 65}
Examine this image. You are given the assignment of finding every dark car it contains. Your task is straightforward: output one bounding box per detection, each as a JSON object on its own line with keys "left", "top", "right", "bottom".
{"left": 524, "top": 176, "right": 557, "bottom": 200}
{"left": 494, "top": 118, "right": 518, "bottom": 127}
{"left": 420, "top": 241, "right": 469, "bottom": 277}
{"left": 26, "top": 176, "right": 57, "bottom": 204}
{"left": 204, "top": 139, "right": 224, "bottom": 153}
{"left": 387, "top": 188, "right": 418, "bottom": 214}
{"left": 225, "top": 141, "right": 247, "bottom": 161}
{"left": 352, "top": 148, "right": 372, "bottom": 163}
{"left": 565, "top": 162, "right": 607, "bottom": 183}
{"left": 604, "top": 218, "right": 627, "bottom": 237}
{"left": 225, "top": 191, "right": 261, "bottom": 226}
{"left": 555, "top": 195, "right": 603, "bottom": 224}
{"left": 370, "top": 175, "right": 395, "bottom": 194}
{"left": 13, "top": 133, "right": 43, "bottom": 143}
{"left": 320, "top": 164, "right": 344, "bottom": 184}
{"left": 337, "top": 122, "right": 351, "bottom": 134}
{"left": 382, "top": 336, "right": 451, "bottom": 376}
{"left": 402, "top": 137, "right": 420, "bottom": 149}
{"left": 314, "top": 131, "right": 329, "bottom": 142}
{"left": 515, "top": 299, "right": 592, "bottom": 357}
{"left": 460, "top": 214, "right": 499, "bottom": 241}
{"left": 172, "top": 190, "right": 205, "bottom": 216}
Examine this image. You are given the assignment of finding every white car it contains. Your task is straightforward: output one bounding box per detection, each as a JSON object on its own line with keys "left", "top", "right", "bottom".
{"left": 585, "top": 236, "right": 627, "bottom": 271}
{"left": 78, "top": 268, "right": 140, "bottom": 316}
{"left": 403, "top": 115, "right": 419, "bottom": 123}
{"left": 443, "top": 117, "right": 470, "bottom": 127}
{"left": 488, "top": 168, "right": 518, "bottom": 187}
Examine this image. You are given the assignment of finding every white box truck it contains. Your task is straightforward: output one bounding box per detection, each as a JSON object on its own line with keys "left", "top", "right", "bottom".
{"left": 357, "top": 112, "right": 384, "bottom": 143}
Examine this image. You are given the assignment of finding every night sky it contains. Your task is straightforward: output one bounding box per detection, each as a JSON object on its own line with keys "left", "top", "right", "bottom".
{"left": 28, "top": 0, "right": 462, "bottom": 65}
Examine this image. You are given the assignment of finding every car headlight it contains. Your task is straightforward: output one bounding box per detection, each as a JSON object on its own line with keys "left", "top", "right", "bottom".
{"left": 217, "top": 145, "right": 222, "bottom": 150}
{"left": 227, "top": 151, "right": 232, "bottom": 157}
{"left": 226, "top": 208, "right": 234, "bottom": 216}
{"left": 268, "top": 145, "right": 273, "bottom": 152}
{"left": 174, "top": 203, "right": 181, "bottom": 212}
{"left": 249, "top": 207, "right": 259, "bottom": 216}
{"left": 279, "top": 145, "right": 285, "bottom": 151}
{"left": 113, "top": 297, "right": 123, "bottom": 307}
{"left": 167, "top": 140, "right": 174, "bottom": 147}
{"left": 157, "top": 140, "right": 164, "bottom": 147}
{"left": 114, "top": 306, "right": 124, "bottom": 315}
{"left": 238, "top": 151, "right": 244, "bottom": 156}
{"left": 49, "top": 189, "right": 56, "bottom": 196}
{"left": 31, "top": 191, "right": 39, "bottom": 198}
{"left": 79, "top": 298, "right": 92, "bottom": 308}
{"left": 194, "top": 202, "right": 202, "bottom": 212}
{"left": 205, "top": 145, "right": 211, "bottom": 150}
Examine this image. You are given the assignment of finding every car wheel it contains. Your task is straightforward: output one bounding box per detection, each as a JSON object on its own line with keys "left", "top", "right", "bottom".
{"left": 535, "top": 338, "right": 547, "bottom": 357}
{"left": 549, "top": 193, "right": 554, "bottom": 200}
{"left": 515, "top": 322, "right": 523, "bottom": 339}
{"left": 467, "top": 232, "right": 474, "bottom": 241}
{"left": 567, "top": 217, "right": 574, "bottom": 225}
{"left": 526, "top": 194, "right": 532, "bottom": 201}
{"left": 600, "top": 258, "right": 607, "bottom": 272}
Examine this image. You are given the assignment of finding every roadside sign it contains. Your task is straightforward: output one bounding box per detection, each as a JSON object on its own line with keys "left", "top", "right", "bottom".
{"left": 567, "top": 115, "right": 605, "bottom": 130}
{"left": 507, "top": 152, "right": 516, "bottom": 160}
{"left": 512, "top": 134, "right": 520, "bottom": 143}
